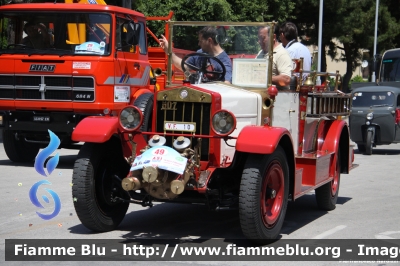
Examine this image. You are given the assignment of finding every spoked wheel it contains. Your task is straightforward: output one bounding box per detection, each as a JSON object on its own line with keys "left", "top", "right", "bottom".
{"left": 72, "top": 138, "right": 130, "bottom": 232}
{"left": 315, "top": 152, "right": 341, "bottom": 210}
{"left": 3, "top": 129, "right": 40, "bottom": 163}
{"left": 260, "top": 162, "right": 285, "bottom": 228}
{"left": 239, "top": 146, "right": 289, "bottom": 243}
{"left": 365, "top": 131, "right": 373, "bottom": 155}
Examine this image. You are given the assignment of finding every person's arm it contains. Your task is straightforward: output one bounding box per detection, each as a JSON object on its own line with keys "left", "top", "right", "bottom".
{"left": 272, "top": 74, "right": 290, "bottom": 87}
{"left": 218, "top": 52, "right": 232, "bottom": 84}
{"left": 159, "top": 34, "right": 184, "bottom": 71}
{"left": 273, "top": 52, "right": 292, "bottom": 87}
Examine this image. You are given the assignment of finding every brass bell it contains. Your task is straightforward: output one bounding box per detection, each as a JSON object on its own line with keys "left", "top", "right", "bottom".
{"left": 304, "top": 76, "right": 314, "bottom": 86}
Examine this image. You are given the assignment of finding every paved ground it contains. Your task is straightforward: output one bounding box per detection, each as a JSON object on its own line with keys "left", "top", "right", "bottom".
{"left": 0, "top": 130, "right": 399, "bottom": 265}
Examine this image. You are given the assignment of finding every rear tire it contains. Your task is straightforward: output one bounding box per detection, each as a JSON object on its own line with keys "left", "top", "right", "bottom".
{"left": 72, "top": 138, "right": 130, "bottom": 232}
{"left": 3, "top": 129, "right": 40, "bottom": 163}
{"left": 239, "top": 146, "right": 289, "bottom": 243}
{"left": 365, "top": 131, "right": 373, "bottom": 155}
{"left": 315, "top": 152, "right": 341, "bottom": 210}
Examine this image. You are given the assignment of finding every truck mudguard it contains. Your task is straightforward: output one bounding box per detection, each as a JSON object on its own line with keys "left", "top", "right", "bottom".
{"left": 236, "top": 125, "right": 292, "bottom": 154}
{"left": 72, "top": 116, "right": 119, "bottom": 143}
{"left": 320, "top": 120, "right": 348, "bottom": 154}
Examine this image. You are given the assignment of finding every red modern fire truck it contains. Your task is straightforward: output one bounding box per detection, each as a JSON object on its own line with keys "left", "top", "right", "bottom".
{"left": 70, "top": 20, "right": 357, "bottom": 242}
{"left": 0, "top": 1, "right": 159, "bottom": 162}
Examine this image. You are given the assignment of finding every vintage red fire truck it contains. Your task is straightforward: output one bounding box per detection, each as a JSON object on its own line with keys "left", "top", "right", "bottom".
{"left": 71, "top": 21, "right": 356, "bottom": 242}
{"left": 0, "top": 2, "right": 159, "bottom": 162}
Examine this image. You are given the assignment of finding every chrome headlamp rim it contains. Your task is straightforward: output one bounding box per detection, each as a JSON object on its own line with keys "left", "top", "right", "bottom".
{"left": 119, "top": 106, "right": 143, "bottom": 132}
{"left": 366, "top": 112, "right": 374, "bottom": 120}
{"left": 211, "top": 109, "right": 236, "bottom": 136}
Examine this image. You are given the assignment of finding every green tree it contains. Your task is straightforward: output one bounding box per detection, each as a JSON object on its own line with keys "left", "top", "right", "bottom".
{"left": 133, "top": 0, "right": 296, "bottom": 39}
{"left": 133, "top": 0, "right": 234, "bottom": 46}
{"left": 291, "top": 0, "right": 400, "bottom": 92}
{"left": 227, "top": 0, "right": 295, "bottom": 22}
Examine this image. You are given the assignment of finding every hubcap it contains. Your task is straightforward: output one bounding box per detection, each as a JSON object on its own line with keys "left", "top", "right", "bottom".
{"left": 331, "top": 158, "right": 340, "bottom": 196}
{"left": 260, "top": 161, "right": 284, "bottom": 228}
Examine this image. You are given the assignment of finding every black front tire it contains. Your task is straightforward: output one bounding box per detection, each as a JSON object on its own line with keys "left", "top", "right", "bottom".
{"left": 365, "top": 131, "right": 373, "bottom": 155}
{"left": 72, "top": 138, "right": 130, "bottom": 232}
{"left": 315, "top": 152, "right": 341, "bottom": 211}
{"left": 3, "top": 129, "right": 40, "bottom": 163}
{"left": 239, "top": 146, "right": 289, "bottom": 243}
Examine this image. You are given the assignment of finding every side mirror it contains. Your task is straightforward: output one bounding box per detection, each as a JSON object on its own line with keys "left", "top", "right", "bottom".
{"left": 125, "top": 22, "right": 140, "bottom": 46}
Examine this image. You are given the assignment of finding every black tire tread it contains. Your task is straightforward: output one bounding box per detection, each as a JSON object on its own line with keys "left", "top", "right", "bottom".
{"left": 365, "top": 131, "right": 373, "bottom": 155}
{"left": 72, "top": 141, "right": 129, "bottom": 232}
{"left": 239, "top": 146, "right": 289, "bottom": 242}
{"left": 3, "top": 129, "right": 39, "bottom": 162}
{"left": 133, "top": 93, "right": 153, "bottom": 133}
{"left": 315, "top": 153, "right": 341, "bottom": 211}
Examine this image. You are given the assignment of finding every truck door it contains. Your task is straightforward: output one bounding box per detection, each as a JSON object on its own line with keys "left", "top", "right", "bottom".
{"left": 114, "top": 16, "right": 150, "bottom": 103}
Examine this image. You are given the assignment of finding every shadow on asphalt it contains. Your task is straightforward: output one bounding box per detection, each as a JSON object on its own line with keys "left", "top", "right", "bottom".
{"left": 354, "top": 148, "right": 400, "bottom": 155}
{"left": 68, "top": 193, "right": 352, "bottom": 243}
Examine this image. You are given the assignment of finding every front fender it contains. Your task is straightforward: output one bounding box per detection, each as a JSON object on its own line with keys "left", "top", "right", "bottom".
{"left": 320, "top": 120, "right": 348, "bottom": 153}
{"left": 236, "top": 125, "right": 291, "bottom": 154}
{"left": 320, "top": 119, "right": 350, "bottom": 175}
{"left": 72, "top": 116, "right": 119, "bottom": 143}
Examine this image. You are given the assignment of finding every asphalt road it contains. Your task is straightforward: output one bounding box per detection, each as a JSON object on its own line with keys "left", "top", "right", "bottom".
{"left": 0, "top": 133, "right": 399, "bottom": 265}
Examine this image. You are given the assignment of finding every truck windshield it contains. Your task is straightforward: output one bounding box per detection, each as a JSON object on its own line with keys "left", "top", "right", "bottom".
{"left": 166, "top": 23, "right": 272, "bottom": 87}
{"left": 352, "top": 91, "right": 395, "bottom": 107}
{"left": 0, "top": 12, "right": 111, "bottom": 56}
{"left": 381, "top": 57, "right": 400, "bottom": 82}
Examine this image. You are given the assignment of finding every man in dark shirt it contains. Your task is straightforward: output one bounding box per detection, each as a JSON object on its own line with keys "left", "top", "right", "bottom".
{"left": 159, "top": 26, "right": 232, "bottom": 83}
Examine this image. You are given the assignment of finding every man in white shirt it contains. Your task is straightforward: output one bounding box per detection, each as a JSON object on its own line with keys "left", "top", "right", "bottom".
{"left": 278, "top": 22, "right": 312, "bottom": 81}
{"left": 256, "top": 26, "right": 292, "bottom": 90}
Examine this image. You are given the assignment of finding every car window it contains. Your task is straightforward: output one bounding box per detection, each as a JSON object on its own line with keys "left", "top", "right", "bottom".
{"left": 352, "top": 91, "right": 395, "bottom": 107}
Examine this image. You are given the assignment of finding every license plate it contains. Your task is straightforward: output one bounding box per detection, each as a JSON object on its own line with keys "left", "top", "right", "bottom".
{"left": 33, "top": 116, "right": 50, "bottom": 122}
{"left": 164, "top": 121, "right": 196, "bottom": 132}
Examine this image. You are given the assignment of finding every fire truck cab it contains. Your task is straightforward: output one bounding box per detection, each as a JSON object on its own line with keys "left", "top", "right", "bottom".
{"left": 71, "top": 21, "right": 356, "bottom": 242}
{"left": 0, "top": 3, "right": 155, "bottom": 162}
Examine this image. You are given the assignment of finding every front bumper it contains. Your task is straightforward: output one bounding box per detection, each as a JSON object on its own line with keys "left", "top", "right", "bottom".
{"left": 0, "top": 110, "right": 101, "bottom": 138}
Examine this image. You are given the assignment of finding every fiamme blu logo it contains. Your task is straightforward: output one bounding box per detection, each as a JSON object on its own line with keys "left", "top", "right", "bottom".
{"left": 29, "top": 130, "right": 61, "bottom": 220}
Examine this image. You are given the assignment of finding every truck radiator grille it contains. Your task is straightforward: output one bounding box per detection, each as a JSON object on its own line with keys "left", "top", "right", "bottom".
{"left": 0, "top": 75, "right": 94, "bottom": 101}
{"left": 156, "top": 101, "right": 211, "bottom": 161}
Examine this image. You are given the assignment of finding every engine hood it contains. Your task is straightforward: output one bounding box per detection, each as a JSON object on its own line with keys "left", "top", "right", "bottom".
{"left": 195, "top": 83, "right": 262, "bottom": 126}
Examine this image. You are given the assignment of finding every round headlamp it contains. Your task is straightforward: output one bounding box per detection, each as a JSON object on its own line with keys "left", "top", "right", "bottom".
{"left": 211, "top": 110, "right": 236, "bottom": 136}
{"left": 366, "top": 112, "right": 374, "bottom": 120}
{"left": 119, "top": 106, "right": 143, "bottom": 131}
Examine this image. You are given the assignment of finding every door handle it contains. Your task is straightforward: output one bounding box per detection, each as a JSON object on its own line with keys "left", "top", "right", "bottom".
{"left": 134, "top": 63, "right": 140, "bottom": 70}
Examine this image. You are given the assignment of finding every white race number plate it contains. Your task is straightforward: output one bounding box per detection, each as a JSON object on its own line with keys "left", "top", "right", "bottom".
{"left": 164, "top": 121, "right": 196, "bottom": 132}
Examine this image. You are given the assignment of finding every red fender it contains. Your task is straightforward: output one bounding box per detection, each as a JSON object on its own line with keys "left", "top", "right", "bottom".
{"left": 72, "top": 116, "right": 119, "bottom": 143}
{"left": 320, "top": 120, "right": 347, "bottom": 153}
{"left": 131, "top": 89, "right": 153, "bottom": 104}
{"left": 320, "top": 119, "right": 348, "bottom": 176}
{"left": 236, "top": 125, "right": 292, "bottom": 154}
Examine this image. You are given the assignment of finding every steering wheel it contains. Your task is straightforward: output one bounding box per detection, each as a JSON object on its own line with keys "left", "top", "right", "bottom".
{"left": 181, "top": 52, "right": 226, "bottom": 83}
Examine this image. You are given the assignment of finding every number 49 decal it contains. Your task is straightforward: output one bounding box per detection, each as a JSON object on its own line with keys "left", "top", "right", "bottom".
{"left": 152, "top": 148, "right": 167, "bottom": 156}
